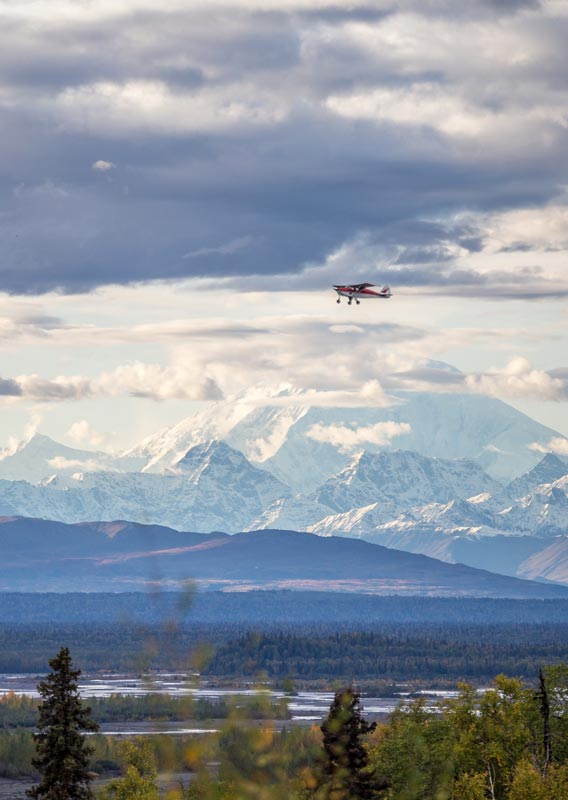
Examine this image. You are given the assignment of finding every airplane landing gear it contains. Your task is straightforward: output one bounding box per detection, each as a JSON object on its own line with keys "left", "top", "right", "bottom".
{"left": 337, "top": 298, "right": 341, "bottom": 303}
{"left": 356, "top": 300, "right": 360, "bottom": 305}
{"left": 348, "top": 298, "right": 352, "bottom": 305}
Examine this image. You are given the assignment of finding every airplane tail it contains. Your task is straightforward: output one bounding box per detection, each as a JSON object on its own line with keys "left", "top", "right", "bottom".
{"left": 380, "top": 286, "right": 392, "bottom": 297}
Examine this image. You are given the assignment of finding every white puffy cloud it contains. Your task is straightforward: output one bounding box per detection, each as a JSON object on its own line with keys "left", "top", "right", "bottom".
{"left": 57, "top": 80, "right": 286, "bottom": 137}
{"left": 464, "top": 357, "right": 567, "bottom": 401}
{"left": 95, "top": 362, "right": 223, "bottom": 401}
{"left": 67, "top": 420, "right": 108, "bottom": 448}
{"left": 92, "top": 160, "right": 115, "bottom": 171}
{"left": 1, "top": 309, "right": 566, "bottom": 410}
{"left": 529, "top": 437, "right": 568, "bottom": 456}
{"left": 15, "top": 374, "right": 93, "bottom": 401}
{"left": 0, "top": 362, "right": 223, "bottom": 404}
{"left": 0, "top": 413, "right": 42, "bottom": 461}
{"left": 306, "top": 420, "right": 412, "bottom": 453}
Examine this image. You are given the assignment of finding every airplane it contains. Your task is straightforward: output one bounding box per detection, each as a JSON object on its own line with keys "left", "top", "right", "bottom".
{"left": 333, "top": 283, "right": 392, "bottom": 305}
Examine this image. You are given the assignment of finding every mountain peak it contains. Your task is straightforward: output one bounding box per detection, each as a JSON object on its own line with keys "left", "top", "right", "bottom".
{"left": 175, "top": 439, "right": 249, "bottom": 470}
{"left": 16, "top": 432, "right": 57, "bottom": 451}
{"left": 537, "top": 452, "right": 567, "bottom": 470}
{"left": 508, "top": 451, "right": 568, "bottom": 498}
{"left": 312, "top": 449, "right": 500, "bottom": 515}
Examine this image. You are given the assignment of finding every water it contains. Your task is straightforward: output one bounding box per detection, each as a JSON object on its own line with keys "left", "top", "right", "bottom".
{"left": 0, "top": 672, "right": 449, "bottom": 731}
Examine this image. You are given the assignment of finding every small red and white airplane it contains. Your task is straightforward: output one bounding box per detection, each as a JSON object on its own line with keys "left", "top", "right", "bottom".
{"left": 333, "top": 283, "right": 392, "bottom": 305}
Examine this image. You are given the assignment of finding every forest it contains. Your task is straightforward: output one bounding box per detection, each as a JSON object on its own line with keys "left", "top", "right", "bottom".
{"left": 3, "top": 592, "right": 568, "bottom": 626}
{"left": 2, "top": 622, "right": 568, "bottom": 681}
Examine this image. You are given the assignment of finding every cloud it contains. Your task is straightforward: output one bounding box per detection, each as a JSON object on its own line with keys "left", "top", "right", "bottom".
{"left": 529, "top": 437, "right": 568, "bottom": 456}
{"left": 386, "top": 356, "right": 568, "bottom": 402}
{"left": 213, "top": 210, "right": 568, "bottom": 299}
{"left": 241, "top": 381, "right": 398, "bottom": 409}
{"left": 0, "top": 362, "right": 223, "bottom": 404}
{"left": 0, "top": 378, "right": 22, "bottom": 396}
{"left": 12, "top": 181, "right": 69, "bottom": 199}
{"left": 96, "top": 362, "right": 224, "bottom": 401}
{"left": 183, "top": 236, "right": 255, "bottom": 259}
{"left": 92, "top": 160, "right": 115, "bottom": 171}
{"left": 306, "top": 420, "right": 411, "bottom": 452}
{"left": 465, "top": 357, "right": 568, "bottom": 401}
{"left": 1, "top": 304, "right": 565, "bottom": 409}
{"left": 67, "top": 420, "right": 108, "bottom": 448}
{"left": 0, "top": 1, "right": 567, "bottom": 294}
{"left": 0, "top": 412, "right": 42, "bottom": 461}
{"left": 14, "top": 375, "right": 93, "bottom": 401}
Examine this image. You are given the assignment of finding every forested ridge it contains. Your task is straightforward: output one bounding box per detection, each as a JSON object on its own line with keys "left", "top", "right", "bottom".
{"left": 2, "top": 622, "right": 568, "bottom": 680}
{"left": 204, "top": 629, "right": 568, "bottom": 680}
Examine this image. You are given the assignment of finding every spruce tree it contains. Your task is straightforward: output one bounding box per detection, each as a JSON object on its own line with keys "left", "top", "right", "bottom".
{"left": 28, "top": 647, "right": 99, "bottom": 800}
{"left": 319, "top": 686, "right": 386, "bottom": 799}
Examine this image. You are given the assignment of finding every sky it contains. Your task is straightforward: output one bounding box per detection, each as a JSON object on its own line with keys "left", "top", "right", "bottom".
{"left": 0, "top": 0, "right": 567, "bottom": 454}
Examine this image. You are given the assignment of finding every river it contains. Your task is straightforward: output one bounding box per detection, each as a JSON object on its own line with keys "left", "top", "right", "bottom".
{"left": 0, "top": 671, "right": 459, "bottom": 732}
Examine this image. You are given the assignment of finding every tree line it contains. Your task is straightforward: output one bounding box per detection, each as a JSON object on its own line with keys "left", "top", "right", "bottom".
{"left": 204, "top": 629, "right": 568, "bottom": 681}
{"left": 3, "top": 623, "right": 568, "bottom": 679}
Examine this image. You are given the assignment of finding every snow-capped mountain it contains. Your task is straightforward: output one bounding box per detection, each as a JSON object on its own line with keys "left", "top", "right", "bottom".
{"left": 1, "top": 382, "right": 566, "bottom": 493}
{"left": 296, "top": 452, "right": 568, "bottom": 584}
{"left": 309, "top": 496, "right": 500, "bottom": 541}
{"left": 507, "top": 453, "right": 568, "bottom": 499}
{"left": 0, "top": 441, "right": 289, "bottom": 533}
{"left": 496, "top": 475, "right": 568, "bottom": 537}
{"left": 311, "top": 450, "right": 504, "bottom": 514}
{"left": 121, "top": 385, "right": 567, "bottom": 493}
{"left": 0, "top": 376, "right": 567, "bottom": 589}
{"left": 257, "top": 391, "right": 566, "bottom": 491}
{"left": 305, "top": 455, "right": 568, "bottom": 543}
{"left": 0, "top": 433, "right": 139, "bottom": 484}
{"left": 245, "top": 494, "right": 332, "bottom": 532}
{"left": 125, "top": 384, "right": 309, "bottom": 474}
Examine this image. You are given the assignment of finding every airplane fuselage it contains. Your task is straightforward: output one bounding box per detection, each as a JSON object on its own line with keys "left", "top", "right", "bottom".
{"left": 333, "top": 284, "right": 392, "bottom": 304}
{"left": 334, "top": 287, "right": 388, "bottom": 299}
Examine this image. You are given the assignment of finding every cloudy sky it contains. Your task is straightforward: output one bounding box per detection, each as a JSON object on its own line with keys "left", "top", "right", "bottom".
{"left": 1, "top": 0, "right": 567, "bottom": 452}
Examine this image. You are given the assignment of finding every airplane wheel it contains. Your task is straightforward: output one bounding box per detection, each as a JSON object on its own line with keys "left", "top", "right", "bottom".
{"left": 356, "top": 300, "right": 360, "bottom": 305}
{"left": 337, "top": 298, "right": 340, "bottom": 304}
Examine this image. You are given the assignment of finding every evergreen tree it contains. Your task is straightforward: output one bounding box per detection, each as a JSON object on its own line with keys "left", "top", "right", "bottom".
{"left": 28, "top": 647, "right": 99, "bottom": 800}
{"left": 318, "top": 686, "right": 386, "bottom": 800}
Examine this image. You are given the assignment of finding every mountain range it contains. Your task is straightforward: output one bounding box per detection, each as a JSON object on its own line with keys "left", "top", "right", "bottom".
{"left": 0, "top": 386, "right": 567, "bottom": 587}
{"left": 2, "top": 517, "right": 568, "bottom": 598}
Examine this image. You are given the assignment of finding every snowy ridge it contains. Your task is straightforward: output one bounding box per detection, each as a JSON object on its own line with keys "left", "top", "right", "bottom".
{"left": 125, "top": 384, "right": 308, "bottom": 473}
{"left": 0, "top": 441, "right": 289, "bottom": 533}
{"left": 311, "top": 449, "right": 504, "bottom": 514}
{"left": 119, "top": 384, "right": 568, "bottom": 491}
{"left": 507, "top": 453, "right": 568, "bottom": 499}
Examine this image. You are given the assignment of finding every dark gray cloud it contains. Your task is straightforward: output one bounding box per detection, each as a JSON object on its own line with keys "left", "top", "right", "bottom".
{"left": 0, "top": 379, "right": 22, "bottom": 397}
{"left": 392, "top": 366, "right": 465, "bottom": 386}
{"left": 16, "top": 315, "right": 65, "bottom": 330}
{"left": 0, "top": 1, "right": 567, "bottom": 295}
